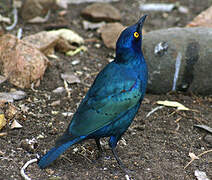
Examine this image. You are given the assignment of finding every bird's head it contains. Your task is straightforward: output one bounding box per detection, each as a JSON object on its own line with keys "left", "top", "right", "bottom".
{"left": 115, "top": 15, "right": 147, "bottom": 63}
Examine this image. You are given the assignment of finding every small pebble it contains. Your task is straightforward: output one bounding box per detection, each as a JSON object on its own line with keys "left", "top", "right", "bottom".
{"left": 52, "top": 87, "right": 65, "bottom": 94}
{"left": 51, "top": 100, "right": 61, "bottom": 106}
{"left": 62, "top": 112, "right": 74, "bottom": 117}
{"left": 95, "top": 43, "right": 101, "bottom": 48}
{"left": 71, "top": 59, "right": 80, "bottom": 65}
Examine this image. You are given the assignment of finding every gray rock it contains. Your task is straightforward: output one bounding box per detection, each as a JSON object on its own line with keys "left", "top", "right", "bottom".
{"left": 20, "top": 0, "right": 55, "bottom": 21}
{"left": 81, "top": 3, "right": 121, "bottom": 22}
{"left": 67, "top": 0, "right": 119, "bottom": 4}
{"left": 204, "top": 135, "right": 212, "bottom": 147}
{"left": 143, "top": 27, "right": 212, "bottom": 95}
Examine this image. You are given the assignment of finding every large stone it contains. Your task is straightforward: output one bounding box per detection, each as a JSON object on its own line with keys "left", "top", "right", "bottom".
{"left": 21, "top": 0, "right": 56, "bottom": 21}
{"left": 187, "top": 6, "right": 212, "bottom": 27}
{"left": 98, "top": 23, "right": 125, "bottom": 49}
{"left": 81, "top": 3, "right": 121, "bottom": 22}
{"left": 0, "top": 34, "right": 49, "bottom": 88}
{"left": 23, "top": 31, "right": 59, "bottom": 55}
{"left": 143, "top": 27, "right": 212, "bottom": 95}
{"left": 23, "top": 29, "right": 84, "bottom": 55}
{"left": 66, "top": 0, "right": 119, "bottom": 4}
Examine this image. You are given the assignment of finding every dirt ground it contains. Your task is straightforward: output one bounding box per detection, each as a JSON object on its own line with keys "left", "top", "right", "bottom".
{"left": 0, "top": 0, "right": 212, "bottom": 179}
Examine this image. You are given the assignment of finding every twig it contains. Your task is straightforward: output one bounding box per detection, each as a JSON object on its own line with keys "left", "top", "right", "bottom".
{"left": 146, "top": 106, "right": 164, "bottom": 118}
{"left": 175, "top": 123, "right": 180, "bottom": 131}
{"left": 78, "top": 152, "right": 92, "bottom": 163}
{"left": 175, "top": 117, "right": 182, "bottom": 123}
{"left": 20, "top": 158, "right": 38, "bottom": 180}
{"left": 61, "top": 155, "right": 73, "bottom": 164}
{"left": 5, "top": 7, "right": 18, "bottom": 31}
{"left": 194, "top": 124, "right": 212, "bottom": 134}
{"left": 176, "top": 111, "right": 207, "bottom": 123}
{"left": 167, "top": 110, "right": 177, "bottom": 117}
{"left": 184, "top": 149, "right": 212, "bottom": 169}
{"left": 64, "top": 80, "right": 71, "bottom": 98}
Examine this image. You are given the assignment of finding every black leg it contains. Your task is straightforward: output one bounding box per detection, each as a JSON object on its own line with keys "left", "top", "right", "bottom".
{"left": 111, "top": 148, "right": 127, "bottom": 172}
{"left": 111, "top": 148, "right": 133, "bottom": 174}
{"left": 109, "top": 136, "right": 133, "bottom": 174}
{"left": 95, "top": 138, "right": 103, "bottom": 153}
{"left": 93, "top": 138, "right": 104, "bottom": 162}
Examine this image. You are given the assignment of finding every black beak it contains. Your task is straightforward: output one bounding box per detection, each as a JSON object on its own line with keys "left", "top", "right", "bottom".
{"left": 137, "top": 15, "right": 147, "bottom": 32}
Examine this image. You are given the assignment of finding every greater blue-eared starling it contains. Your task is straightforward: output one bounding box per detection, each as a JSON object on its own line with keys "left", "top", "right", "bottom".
{"left": 38, "top": 15, "right": 148, "bottom": 172}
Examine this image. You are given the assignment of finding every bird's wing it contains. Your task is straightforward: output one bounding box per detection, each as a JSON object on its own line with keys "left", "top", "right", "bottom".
{"left": 69, "top": 62, "right": 143, "bottom": 136}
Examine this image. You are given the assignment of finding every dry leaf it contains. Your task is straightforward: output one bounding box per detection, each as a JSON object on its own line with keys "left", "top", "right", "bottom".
{"left": 0, "top": 113, "right": 6, "bottom": 131}
{"left": 66, "top": 46, "right": 87, "bottom": 56}
{"left": 11, "top": 120, "right": 22, "bottom": 129}
{"left": 0, "top": 132, "right": 7, "bottom": 136}
{"left": 156, "top": 100, "right": 190, "bottom": 111}
{"left": 189, "top": 152, "right": 199, "bottom": 160}
{"left": 48, "top": 29, "right": 84, "bottom": 45}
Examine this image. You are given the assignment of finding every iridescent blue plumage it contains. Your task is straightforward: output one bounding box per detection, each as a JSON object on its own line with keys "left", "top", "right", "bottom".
{"left": 38, "top": 15, "right": 148, "bottom": 171}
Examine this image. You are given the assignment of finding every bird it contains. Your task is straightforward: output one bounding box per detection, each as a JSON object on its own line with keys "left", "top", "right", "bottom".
{"left": 38, "top": 15, "right": 148, "bottom": 172}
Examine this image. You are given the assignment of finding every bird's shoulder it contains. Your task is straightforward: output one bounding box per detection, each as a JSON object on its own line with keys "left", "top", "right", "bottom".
{"left": 88, "top": 61, "right": 140, "bottom": 98}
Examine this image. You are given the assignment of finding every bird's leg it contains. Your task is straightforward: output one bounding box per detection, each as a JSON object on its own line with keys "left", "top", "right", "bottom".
{"left": 95, "top": 138, "right": 103, "bottom": 153}
{"left": 111, "top": 147, "right": 128, "bottom": 173}
{"left": 94, "top": 138, "right": 104, "bottom": 161}
{"left": 109, "top": 136, "right": 130, "bottom": 174}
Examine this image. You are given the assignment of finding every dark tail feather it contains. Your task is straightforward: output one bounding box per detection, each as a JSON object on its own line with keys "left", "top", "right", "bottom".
{"left": 38, "top": 135, "right": 86, "bottom": 169}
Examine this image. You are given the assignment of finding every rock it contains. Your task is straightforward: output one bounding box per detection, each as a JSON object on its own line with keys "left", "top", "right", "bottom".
{"left": 61, "top": 72, "right": 81, "bottom": 84}
{"left": 20, "top": 138, "right": 38, "bottom": 153}
{"left": 0, "top": 34, "right": 49, "bottom": 88}
{"left": 204, "top": 135, "right": 212, "bottom": 147}
{"left": 23, "top": 31, "right": 59, "bottom": 56}
{"left": 23, "top": 29, "right": 83, "bottom": 55}
{"left": 81, "top": 3, "right": 121, "bottom": 22}
{"left": 143, "top": 27, "right": 212, "bottom": 95}
{"left": 65, "top": 0, "right": 119, "bottom": 4}
{"left": 98, "top": 23, "right": 125, "bottom": 49}
{"left": 0, "top": 91, "right": 26, "bottom": 103}
{"left": 20, "top": 0, "right": 56, "bottom": 21}
{"left": 194, "top": 170, "right": 210, "bottom": 180}
{"left": 82, "top": 20, "right": 106, "bottom": 30}
{"left": 52, "top": 87, "right": 65, "bottom": 93}
{"left": 187, "top": 6, "right": 212, "bottom": 27}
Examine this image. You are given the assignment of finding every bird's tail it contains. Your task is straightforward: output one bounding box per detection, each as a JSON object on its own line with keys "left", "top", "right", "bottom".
{"left": 38, "top": 135, "right": 86, "bottom": 169}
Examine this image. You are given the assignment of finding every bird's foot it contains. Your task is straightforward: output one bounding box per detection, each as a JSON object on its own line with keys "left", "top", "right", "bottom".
{"left": 117, "top": 160, "right": 134, "bottom": 175}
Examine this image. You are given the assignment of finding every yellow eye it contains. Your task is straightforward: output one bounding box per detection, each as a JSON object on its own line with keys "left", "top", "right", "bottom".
{"left": 134, "top": 32, "right": 139, "bottom": 38}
